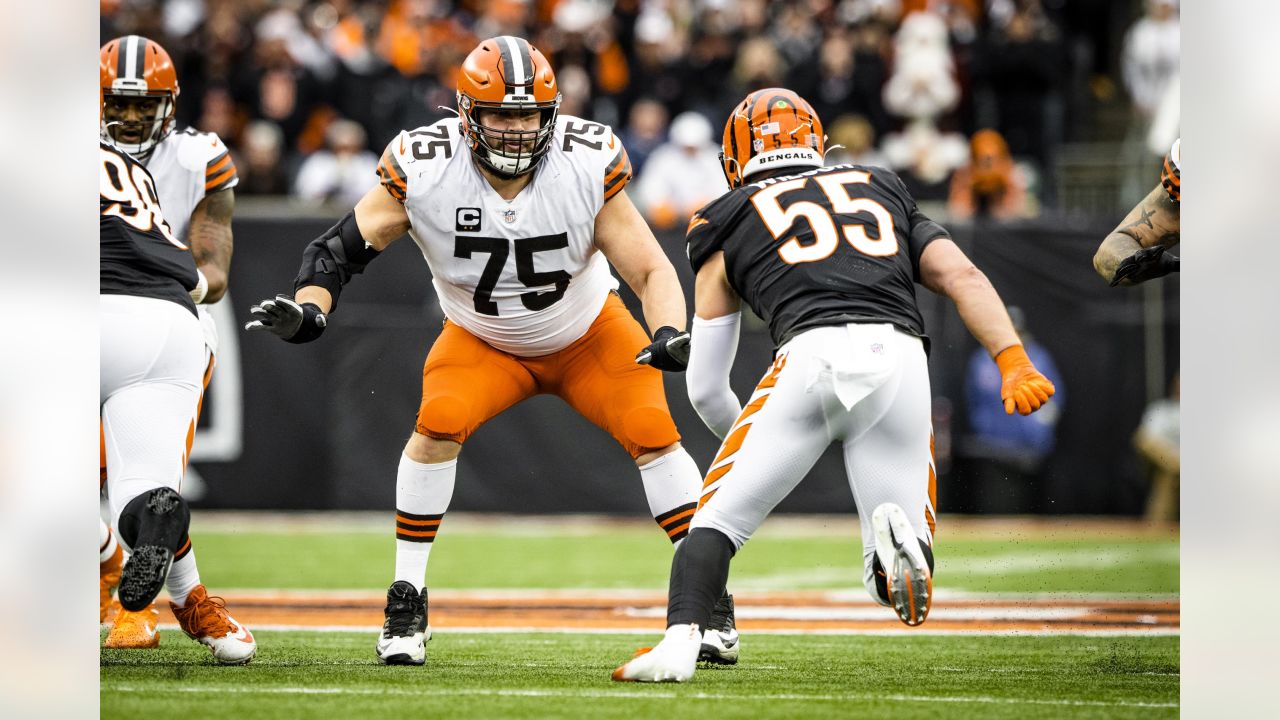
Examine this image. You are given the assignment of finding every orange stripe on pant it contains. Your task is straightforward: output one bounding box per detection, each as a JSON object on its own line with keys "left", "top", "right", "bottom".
{"left": 414, "top": 294, "right": 679, "bottom": 459}
{"left": 698, "top": 352, "right": 789, "bottom": 509}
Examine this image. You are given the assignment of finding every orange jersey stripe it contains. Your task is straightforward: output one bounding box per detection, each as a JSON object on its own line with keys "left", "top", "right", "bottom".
{"left": 396, "top": 528, "right": 437, "bottom": 539}
{"left": 665, "top": 521, "right": 691, "bottom": 538}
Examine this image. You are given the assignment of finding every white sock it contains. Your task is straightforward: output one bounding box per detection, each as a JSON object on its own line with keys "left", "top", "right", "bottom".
{"left": 640, "top": 449, "right": 701, "bottom": 545}
{"left": 394, "top": 454, "right": 456, "bottom": 592}
{"left": 166, "top": 548, "right": 201, "bottom": 607}
{"left": 100, "top": 519, "right": 119, "bottom": 563}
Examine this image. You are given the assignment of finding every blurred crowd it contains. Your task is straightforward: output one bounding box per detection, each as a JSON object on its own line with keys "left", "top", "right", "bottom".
{"left": 102, "top": 0, "right": 1179, "bottom": 221}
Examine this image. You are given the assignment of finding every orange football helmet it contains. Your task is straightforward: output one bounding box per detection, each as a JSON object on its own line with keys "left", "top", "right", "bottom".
{"left": 456, "top": 36, "right": 561, "bottom": 178}
{"left": 720, "top": 88, "right": 825, "bottom": 189}
{"left": 100, "top": 35, "right": 180, "bottom": 159}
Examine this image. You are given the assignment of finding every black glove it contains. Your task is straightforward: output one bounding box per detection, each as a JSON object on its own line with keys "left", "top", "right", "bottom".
{"left": 636, "top": 325, "right": 691, "bottom": 372}
{"left": 1110, "top": 245, "right": 1180, "bottom": 287}
{"left": 244, "top": 294, "right": 327, "bottom": 344}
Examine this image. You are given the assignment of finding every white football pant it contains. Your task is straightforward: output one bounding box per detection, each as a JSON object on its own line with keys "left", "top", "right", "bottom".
{"left": 101, "top": 294, "right": 204, "bottom": 537}
{"left": 690, "top": 323, "right": 936, "bottom": 602}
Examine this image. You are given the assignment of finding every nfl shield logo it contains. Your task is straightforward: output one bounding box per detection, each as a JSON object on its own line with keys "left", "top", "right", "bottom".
{"left": 870, "top": 343, "right": 884, "bottom": 355}
{"left": 503, "top": 210, "right": 517, "bottom": 223}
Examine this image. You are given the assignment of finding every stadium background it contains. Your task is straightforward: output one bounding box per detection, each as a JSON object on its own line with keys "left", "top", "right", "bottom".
{"left": 101, "top": 0, "right": 1181, "bottom": 517}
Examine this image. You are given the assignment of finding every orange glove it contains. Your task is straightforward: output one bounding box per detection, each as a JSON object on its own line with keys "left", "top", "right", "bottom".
{"left": 995, "top": 345, "right": 1056, "bottom": 415}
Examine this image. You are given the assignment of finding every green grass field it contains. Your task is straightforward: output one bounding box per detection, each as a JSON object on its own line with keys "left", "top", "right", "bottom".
{"left": 100, "top": 514, "right": 1179, "bottom": 719}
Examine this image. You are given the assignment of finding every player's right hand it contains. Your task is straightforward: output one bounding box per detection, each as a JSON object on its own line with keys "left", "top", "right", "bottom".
{"left": 244, "top": 294, "right": 327, "bottom": 344}
{"left": 1110, "top": 245, "right": 1179, "bottom": 286}
{"left": 636, "top": 326, "right": 691, "bottom": 372}
{"left": 994, "top": 345, "right": 1055, "bottom": 415}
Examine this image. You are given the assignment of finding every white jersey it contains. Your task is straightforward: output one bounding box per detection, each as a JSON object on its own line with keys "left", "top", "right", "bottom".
{"left": 145, "top": 127, "right": 238, "bottom": 242}
{"left": 376, "top": 115, "right": 633, "bottom": 357}
{"left": 145, "top": 127, "right": 239, "bottom": 355}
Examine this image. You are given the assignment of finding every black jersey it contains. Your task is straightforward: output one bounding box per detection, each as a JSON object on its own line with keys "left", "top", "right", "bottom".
{"left": 100, "top": 141, "right": 197, "bottom": 315}
{"left": 686, "top": 164, "right": 949, "bottom": 350}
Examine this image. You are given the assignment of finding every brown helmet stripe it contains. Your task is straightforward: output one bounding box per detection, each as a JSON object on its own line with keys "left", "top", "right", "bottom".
{"left": 496, "top": 36, "right": 534, "bottom": 95}
{"left": 120, "top": 35, "right": 146, "bottom": 81}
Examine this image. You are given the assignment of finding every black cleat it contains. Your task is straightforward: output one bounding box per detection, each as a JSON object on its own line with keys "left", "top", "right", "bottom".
{"left": 699, "top": 592, "right": 740, "bottom": 665}
{"left": 376, "top": 581, "right": 429, "bottom": 665}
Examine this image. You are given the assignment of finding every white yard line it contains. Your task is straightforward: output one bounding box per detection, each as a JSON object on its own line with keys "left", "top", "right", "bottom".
{"left": 143, "top": 623, "right": 1178, "bottom": 637}
{"left": 105, "top": 684, "right": 1178, "bottom": 709}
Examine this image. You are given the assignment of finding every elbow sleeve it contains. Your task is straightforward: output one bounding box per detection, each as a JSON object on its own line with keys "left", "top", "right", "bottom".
{"left": 293, "top": 211, "right": 381, "bottom": 312}
{"left": 686, "top": 312, "right": 743, "bottom": 440}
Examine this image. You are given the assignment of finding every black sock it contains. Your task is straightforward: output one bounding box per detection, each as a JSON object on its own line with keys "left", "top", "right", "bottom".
{"left": 668, "top": 528, "right": 735, "bottom": 629}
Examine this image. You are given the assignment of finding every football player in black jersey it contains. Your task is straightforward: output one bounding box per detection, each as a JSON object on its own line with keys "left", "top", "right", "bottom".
{"left": 614, "top": 89, "right": 1055, "bottom": 683}
{"left": 1093, "top": 139, "right": 1181, "bottom": 286}
{"left": 100, "top": 140, "right": 256, "bottom": 664}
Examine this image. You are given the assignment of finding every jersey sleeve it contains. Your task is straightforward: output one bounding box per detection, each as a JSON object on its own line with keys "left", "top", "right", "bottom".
{"left": 1160, "top": 138, "right": 1181, "bottom": 204}
{"left": 685, "top": 194, "right": 736, "bottom": 273}
{"left": 376, "top": 131, "right": 411, "bottom": 204}
{"left": 203, "top": 134, "right": 238, "bottom": 194}
{"left": 881, "top": 168, "right": 949, "bottom": 279}
{"left": 602, "top": 139, "right": 632, "bottom": 201}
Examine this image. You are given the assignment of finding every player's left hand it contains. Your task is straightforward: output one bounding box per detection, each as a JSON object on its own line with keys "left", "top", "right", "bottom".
{"left": 636, "top": 326, "right": 691, "bottom": 372}
{"left": 1110, "top": 245, "right": 1179, "bottom": 286}
{"left": 995, "top": 345, "right": 1056, "bottom": 416}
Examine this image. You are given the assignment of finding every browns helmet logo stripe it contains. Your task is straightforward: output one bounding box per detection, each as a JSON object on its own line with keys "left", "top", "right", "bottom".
{"left": 496, "top": 36, "right": 535, "bottom": 96}
{"left": 116, "top": 35, "right": 148, "bottom": 83}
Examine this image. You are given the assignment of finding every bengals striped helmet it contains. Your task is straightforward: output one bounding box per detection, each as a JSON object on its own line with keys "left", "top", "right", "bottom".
{"left": 100, "top": 35, "right": 180, "bottom": 159}
{"left": 457, "top": 36, "right": 561, "bottom": 178}
{"left": 720, "top": 88, "right": 825, "bottom": 189}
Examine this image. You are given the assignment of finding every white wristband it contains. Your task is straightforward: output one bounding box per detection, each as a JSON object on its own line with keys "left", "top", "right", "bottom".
{"left": 190, "top": 268, "right": 208, "bottom": 304}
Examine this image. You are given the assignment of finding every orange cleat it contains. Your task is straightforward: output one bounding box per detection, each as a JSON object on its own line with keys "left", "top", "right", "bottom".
{"left": 105, "top": 604, "right": 160, "bottom": 649}
{"left": 171, "top": 585, "right": 256, "bottom": 665}
{"left": 99, "top": 544, "right": 124, "bottom": 623}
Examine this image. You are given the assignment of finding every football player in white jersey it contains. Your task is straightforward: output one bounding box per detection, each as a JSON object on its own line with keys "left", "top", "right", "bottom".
{"left": 1094, "top": 138, "right": 1181, "bottom": 285}
{"left": 99, "top": 35, "right": 240, "bottom": 655}
{"left": 247, "top": 36, "right": 739, "bottom": 667}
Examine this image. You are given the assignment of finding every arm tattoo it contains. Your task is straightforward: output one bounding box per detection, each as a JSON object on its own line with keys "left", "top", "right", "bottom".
{"left": 190, "top": 189, "right": 235, "bottom": 271}
{"left": 1120, "top": 207, "right": 1156, "bottom": 233}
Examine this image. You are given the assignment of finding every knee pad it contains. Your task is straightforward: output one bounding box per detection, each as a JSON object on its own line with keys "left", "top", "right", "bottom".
{"left": 621, "top": 406, "right": 679, "bottom": 456}
{"left": 117, "top": 487, "right": 190, "bottom": 551}
{"left": 417, "top": 395, "right": 470, "bottom": 440}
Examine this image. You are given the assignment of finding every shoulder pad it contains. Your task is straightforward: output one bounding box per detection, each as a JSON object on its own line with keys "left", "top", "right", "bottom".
{"left": 557, "top": 116, "right": 632, "bottom": 201}
{"left": 378, "top": 120, "right": 460, "bottom": 204}
{"left": 685, "top": 190, "right": 745, "bottom": 272}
